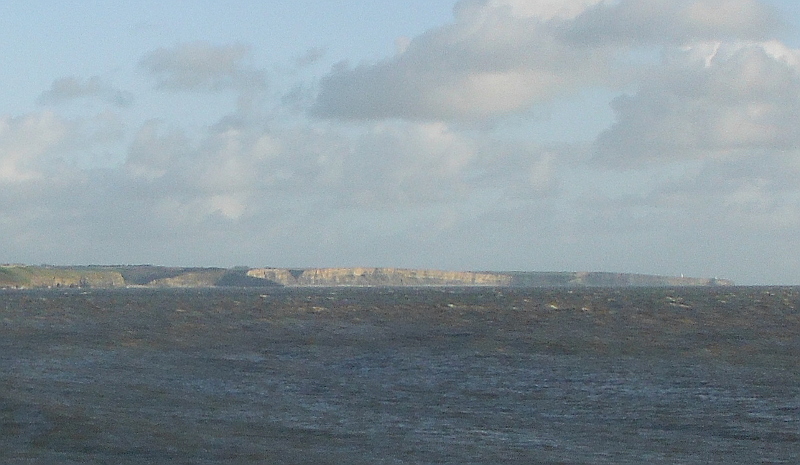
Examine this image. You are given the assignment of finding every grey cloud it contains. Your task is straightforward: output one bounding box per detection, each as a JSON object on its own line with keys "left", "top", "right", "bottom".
{"left": 651, "top": 153, "right": 800, "bottom": 215}
{"left": 340, "top": 122, "right": 478, "bottom": 205}
{"left": 593, "top": 42, "right": 800, "bottom": 167}
{"left": 122, "top": 118, "right": 482, "bottom": 211}
{"left": 37, "top": 76, "right": 132, "bottom": 107}
{"left": 140, "top": 42, "right": 266, "bottom": 92}
{"left": 280, "top": 84, "right": 316, "bottom": 115}
{"left": 121, "top": 118, "right": 346, "bottom": 223}
{"left": 125, "top": 120, "right": 191, "bottom": 181}
{"left": 562, "top": 0, "right": 780, "bottom": 46}
{"left": 475, "top": 141, "right": 562, "bottom": 198}
{"left": 312, "top": 3, "right": 611, "bottom": 122}
{"left": 294, "top": 47, "right": 327, "bottom": 68}
{"left": 126, "top": 124, "right": 343, "bottom": 230}
{"left": 171, "top": 119, "right": 561, "bottom": 263}
{"left": 116, "top": 112, "right": 561, "bottom": 231}
{"left": 312, "top": 0, "right": 779, "bottom": 123}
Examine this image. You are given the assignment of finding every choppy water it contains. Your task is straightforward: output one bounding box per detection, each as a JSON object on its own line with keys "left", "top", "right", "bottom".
{"left": 1, "top": 287, "right": 799, "bottom": 463}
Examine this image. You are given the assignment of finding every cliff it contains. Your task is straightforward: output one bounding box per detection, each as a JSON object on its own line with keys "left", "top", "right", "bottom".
{"left": 147, "top": 270, "right": 227, "bottom": 288}
{"left": 0, "top": 265, "right": 734, "bottom": 289}
{"left": 246, "top": 268, "right": 733, "bottom": 288}
{"left": 0, "top": 265, "right": 125, "bottom": 289}
{"left": 507, "top": 271, "right": 735, "bottom": 287}
{"left": 146, "top": 268, "right": 281, "bottom": 288}
{"left": 246, "top": 267, "right": 512, "bottom": 287}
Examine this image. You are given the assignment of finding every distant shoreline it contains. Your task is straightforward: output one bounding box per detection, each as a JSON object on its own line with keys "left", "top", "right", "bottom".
{"left": 0, "top": 265, "right": 734, "bottom": 289}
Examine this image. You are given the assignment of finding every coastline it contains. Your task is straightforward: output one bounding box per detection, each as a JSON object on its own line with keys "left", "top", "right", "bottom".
{"left": 0, "top": 264, "right": 735, "bottom": 289}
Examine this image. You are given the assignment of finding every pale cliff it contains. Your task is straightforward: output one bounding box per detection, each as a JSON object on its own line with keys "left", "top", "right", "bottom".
{"left": 246, "top": 268, "right": 734, "bottom": 287}
{"left": 0, "top": 265, "right": 735, "bottom": 289}
{"left": 0, "top": 266, "right": 125, "bottom": 289}
{"left": 247, "top": 267, "right": 513, "bottom": 287}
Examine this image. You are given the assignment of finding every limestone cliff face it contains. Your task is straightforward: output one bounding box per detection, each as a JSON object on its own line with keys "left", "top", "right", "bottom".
{"left": 247, "top": 268, "right": 512, "bottom": 287}
{"left": 0, "top": 266, "right": 125, "bottom": 288}
{"left": 245, "top": 268, "right": 298, "bottom": 285}
{"left": 245, "top": 268, "right": 734, "bottom": 287}
{"left": 28, "top": 271, "right": 125, "bottom": 288}
{"left": 0, "top": 265, "right": 734, "bottom": 289}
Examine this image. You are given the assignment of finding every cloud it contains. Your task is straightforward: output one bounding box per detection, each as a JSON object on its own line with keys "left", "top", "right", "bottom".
{"left": 649, "top": 152, "right": 800, "bottom": 228}
{"left": 562, "top": 0, "right": 779, "bottom": 45}
{"left": 312, "top": 0, "right": 779, "bottom": 123}
{"left": 92, "top": 110, "right": 561, "bottom": 262}
{"left": 0, "top": 112, "right": 71, "bottom": 182}
{"left": 294, "top": 47, "right": 327, "bottom": 68}
{"left": 593, "top": 41, "right": 800, "bottom": 167}
{"left": 0, "top": 108, "right": 126, "bottom": 186}
{"left": 475, "top": 141, "right": 561, "bottom": 197}
{"left": 338, "top": 122, "right": 480, "bottom": 205}
{"left": 140, "top": 42, "right": 266, "bottom": 93}
{"left": 124, "top": 120, "right": 191, "bottom": 181}
{"left": 38, "top": 76, "right": 132, "bottom": 107}
{"left": 312, "top": 0, "right": 612, "bottom": 121}
{"left": 453, "top": 0, "right": 603, "bottom": 21}
{"left": 122, "top": 117, "right": 492, "bottom": 211}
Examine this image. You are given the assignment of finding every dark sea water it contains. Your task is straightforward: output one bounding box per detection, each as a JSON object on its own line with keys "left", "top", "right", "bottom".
{"left": 1, "top": 286, "right": 799, "bottom": 464}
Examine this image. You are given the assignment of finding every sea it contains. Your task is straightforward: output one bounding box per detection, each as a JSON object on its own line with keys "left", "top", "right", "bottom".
{"left": 1, "top": 286, "right": 798, "bottom": 464}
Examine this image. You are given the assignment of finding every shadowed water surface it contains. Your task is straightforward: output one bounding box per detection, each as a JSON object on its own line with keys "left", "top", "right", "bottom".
{"left": 1, "top": 287, "right": 799, "bottom": 463}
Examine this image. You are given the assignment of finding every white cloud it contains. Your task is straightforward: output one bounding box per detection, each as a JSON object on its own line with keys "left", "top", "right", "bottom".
{"left": 312, "top": 0, "right": 778, "bottom": 123}
{"left": 0, "top": 112, "right": 71, "bottom": 182}
{"left": 312, "top": 0, "right": 613, "bottom": 121}
{"left": 454, "top": 0, "right": 603, "bottom": 21}
{"left": 594, "top": 41, "right": 800, "bottom": 166}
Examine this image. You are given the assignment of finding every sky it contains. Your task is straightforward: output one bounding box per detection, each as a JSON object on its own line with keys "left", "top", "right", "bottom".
{"left": 1, "top": 0, "right": 800, "bottom": 285}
